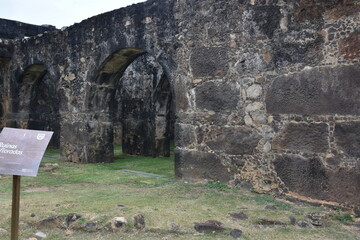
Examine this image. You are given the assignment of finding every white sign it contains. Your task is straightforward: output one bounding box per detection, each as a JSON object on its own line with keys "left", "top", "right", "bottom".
{"left": 0, "top": 128, "right": 53, "bottom": 177}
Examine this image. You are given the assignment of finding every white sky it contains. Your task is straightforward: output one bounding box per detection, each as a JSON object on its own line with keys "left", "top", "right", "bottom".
{"left": 0, "top": 0, "right": 146, "bottom": 29}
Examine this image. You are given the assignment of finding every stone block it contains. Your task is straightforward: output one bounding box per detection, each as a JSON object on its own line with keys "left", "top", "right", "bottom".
{"left": 206, "top": 127, "right": 261, "bottom": 155}
{"left": 274, "top": 154, "right": 360, "bottom": 206}
{"left": 190, "top": 47, "right": 228, "bottom": 78}
{"left": 273, "top": 30, "right": 324, "bottom": 66}
{"left": 249, "top": 5, "right": 281, "bottom": 39}
{"left": 246, "top": 84, "right": 263, "bottom": 99}
{"left": 325, "top": 4, "right": 360, "bottom": 21}
{"left": 175, "top": 149, "right": 230, "bottom": 183}
{"left": 266, "top": 65, "right": 360, "bottom": 115}
{"left": 174, "top": 76, "right": 190, "bottom": 111}
{"left": 339, "top": 31, "right": 360, "bottom": 59}
{"left": 274, "top": 154, "right": 329, "bottom": 200}
{"left": 273, "top": 123, "right": 329, "bottom": 153}
{"left": 195, "top": 81, "right": 239, "bottom": 112}
{"left": 334, "top": 121, "right": 360, "bottom": 157}
{"left": 174, "top": 123, "right": 196, "bottom": 148}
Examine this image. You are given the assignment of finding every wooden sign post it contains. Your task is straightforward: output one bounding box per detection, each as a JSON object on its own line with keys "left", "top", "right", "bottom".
{"left": 0, "top": 128, "right": 53, "bottom": 240}
{"left": 11, "top": 175, "right": 21, "bottom": 240}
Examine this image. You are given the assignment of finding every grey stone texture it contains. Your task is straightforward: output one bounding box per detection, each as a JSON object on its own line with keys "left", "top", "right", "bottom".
{"left": 0, "top": 18, "right": 56, "bottom": 39}
{"left": 266, "top": 65, "right": 360, "bottom": 115}
{"left": 334, "top": 121, "right": 360, "bottom": 158}
{"left": 195, "top": 81, "right": 240, "bottom": 112}
{"left": 274, "top": 154, "right": 360, "bottom": 206}
{"left": 190, "top": 47, "right": 228, "bottom": 78}
{"left": 206, "top": 127, "right": 260, "bottom": 155}
{"left": 0, "top": 0, "right": 359, "bottom": 207}
{"left": 272, "top": 123, "right": 329, "bottom": 154}
{"left": 175, "top": 149, "right": 230, "bottom": 183}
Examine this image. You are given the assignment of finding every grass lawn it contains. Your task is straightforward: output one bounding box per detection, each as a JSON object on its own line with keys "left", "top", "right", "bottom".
{"left": 0, "top": 146, "right": 359, "bottom": 239}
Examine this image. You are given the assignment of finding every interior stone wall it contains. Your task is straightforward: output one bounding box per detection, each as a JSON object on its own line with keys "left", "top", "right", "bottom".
{"left": 118, "top": 54, "right": 173, "bottom": 157}
{"left": 0, "top": 0, "right": 359, "bottom": 207}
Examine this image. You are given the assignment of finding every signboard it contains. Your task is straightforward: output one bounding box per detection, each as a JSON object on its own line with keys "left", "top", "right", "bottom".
{"left": 0, "top": 127, "right": 53, "bottom": 177}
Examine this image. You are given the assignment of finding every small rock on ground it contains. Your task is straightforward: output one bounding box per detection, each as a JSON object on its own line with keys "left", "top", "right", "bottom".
{"left": 229, "top": 212, "right": 248, "bottom": 220}
{"left": 289, "top": 216, "right": 296, "bottom": 225}
{"left": 230, "top": 229, "right": 243, "bottom": 239}
{"left": 41, "top": 163, "right": 59, "bottom": 172}
{"left": 34, "top": 231, "right": 47, "bottom": 239}
{"left": 256, "top": 218, "right": 287, "bottom": 226}
{"left": 297, "top": 220, "right": 314, "bottom": 228}
{"left": 265, "top": 205, "right": 277, "bottom": 210}
{"left": 65, "top": 213, "right": 82, "bottom": 226}
{"left": 36, "top": 215, "right": 61, "bottom": 228}
{"left": 194, "top": 220, "right": 225, "bottom": 233}
{"left": 170, "top": 222, "right": 180, "bottom": 231}
{"left": 111, "top": 217, "right": 127, "bottom": 231}
{"left": 134, "top": 214, "right": 146, "bottom": 230}
{"left": 82, "top": 222, "right": 98, "bottom": 232}
{"left": 307, "top": 212, "right": 326, "bottom": 226}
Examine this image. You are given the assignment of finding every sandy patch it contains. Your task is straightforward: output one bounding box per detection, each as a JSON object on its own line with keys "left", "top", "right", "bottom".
{"left": 23, "top": 187, "right": 50, "bottom": 193}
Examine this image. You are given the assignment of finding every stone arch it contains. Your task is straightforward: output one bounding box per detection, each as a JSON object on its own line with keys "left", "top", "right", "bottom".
{"left": 15, "top": 64, "right": 60, "bottom": 147}
{"left": 17, "top": 64, "right": 47, "bottom": 115}
{"left": 87, "top": 48, "right": 147, "bottom": 111}
{"left": 78, "top": 48, "right": 147, "bottom": 163}
{"left": 14, "top": 64, "right": 47, "bottom": 129}
{"left": 81, "top": 47, "right": 174, "bottom": 163}
{"left": 118, "top": 54, "right": 173, "bottom": 157}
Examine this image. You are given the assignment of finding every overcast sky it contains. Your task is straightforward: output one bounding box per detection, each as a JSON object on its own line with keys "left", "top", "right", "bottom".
{"left": 0, "top": 0, "right": 146, "bottom": 29}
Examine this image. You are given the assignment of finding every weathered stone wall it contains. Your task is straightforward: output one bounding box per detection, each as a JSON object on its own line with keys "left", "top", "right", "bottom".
{"left": 0, "top": 0, "right": 359, "bottom": 207}
{"left": 0, "top": 18, "right": 56, "bottom": 39}
{"left": 172, "top": 0, "right": 360, "bottom": 207}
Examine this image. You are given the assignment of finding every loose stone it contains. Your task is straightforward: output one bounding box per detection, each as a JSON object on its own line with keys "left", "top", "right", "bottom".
{"left": 134, "top": 214, "right": 146, "bottom": 230}
{"left": 230, "top": 229, "right": 243, "bottom": 239}
{"left": 194, "top": 220, "right": 225, "bottom": 233}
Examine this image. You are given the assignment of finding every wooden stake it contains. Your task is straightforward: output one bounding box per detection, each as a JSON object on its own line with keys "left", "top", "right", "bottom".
{"left": 11, "top": 175, "right": 21, "bottom": 240}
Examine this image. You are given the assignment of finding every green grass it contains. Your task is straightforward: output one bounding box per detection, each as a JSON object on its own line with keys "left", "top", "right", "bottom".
{"left": 0, "top": 146, "right": 359, "bottom": 240}
{"left": 332, "top": 214, "right": 354, "bottom": 225}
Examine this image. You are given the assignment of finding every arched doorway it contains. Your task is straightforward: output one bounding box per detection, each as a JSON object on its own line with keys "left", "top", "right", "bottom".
{"left": 83, "top": 48, "right": 174, "bottom": 163}
{"left": 14, "top": 64, "right": 60, "bottom": 147}
{"left": 117, "top": 54, "right": 173, "bottom": 157}
{"left": 83, "top": 48, "right": 146, "bottom": 163}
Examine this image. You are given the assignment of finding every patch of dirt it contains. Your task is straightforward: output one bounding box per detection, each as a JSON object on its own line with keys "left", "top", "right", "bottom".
{"left": 23, "top": 187, "right": 50, "bottom": 193}
{"left": 284, "top": 191, "right": 349, "bottom": 209}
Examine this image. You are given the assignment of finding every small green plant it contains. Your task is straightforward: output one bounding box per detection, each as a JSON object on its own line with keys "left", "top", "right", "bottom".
{"left": 332, "top": 214, "right": 353, "bottom": 225}
{"left": 333, "top": 206, "right": 342, "bottom": 212}
{"left": 205, "top": 180, "right": 230, "bottom": 191}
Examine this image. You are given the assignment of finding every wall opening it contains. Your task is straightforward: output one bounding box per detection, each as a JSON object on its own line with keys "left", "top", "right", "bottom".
{"left": 16, "top": 64, "right": 60, "bottom": 147}
{"left": 117, "top": 54, "right": 174, "bottom": 157}
{"left": 85, "top": 48, "right": 174, "bottom": 163}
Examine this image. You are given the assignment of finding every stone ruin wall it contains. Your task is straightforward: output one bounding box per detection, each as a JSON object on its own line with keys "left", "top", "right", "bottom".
{"left": 0, "top": 0, "right": 359, "bottom": 207}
